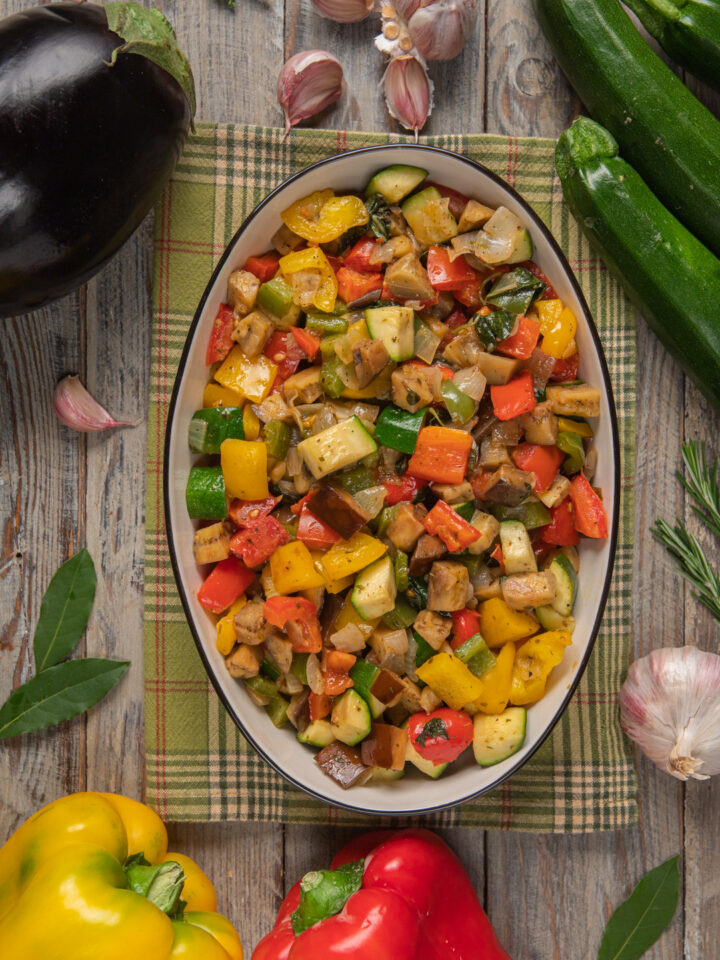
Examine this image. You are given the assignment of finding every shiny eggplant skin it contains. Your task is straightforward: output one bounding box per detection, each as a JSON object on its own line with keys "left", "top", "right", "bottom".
{"left": 0, "top": 2, "right": 191, "bottom": 317}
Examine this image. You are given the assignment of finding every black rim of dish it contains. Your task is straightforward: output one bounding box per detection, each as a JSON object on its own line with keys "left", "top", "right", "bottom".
{"left": 163, "top": 142, "right": 621, "bottom": 817}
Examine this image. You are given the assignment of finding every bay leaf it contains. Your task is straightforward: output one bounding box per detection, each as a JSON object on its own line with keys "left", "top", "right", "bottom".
{"left": 33, "top": 548, "right": 97, "bottom": 672}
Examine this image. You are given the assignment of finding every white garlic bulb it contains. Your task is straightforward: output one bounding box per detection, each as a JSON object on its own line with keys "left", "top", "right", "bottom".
{"left": 620, "top": 646, "right": 720, "bottom": 781}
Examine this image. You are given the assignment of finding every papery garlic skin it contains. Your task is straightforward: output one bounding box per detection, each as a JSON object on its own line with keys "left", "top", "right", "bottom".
{"left": 53, "top": 375, "right": 133, "bottom": 433}
{"left": 382, "top": 55, "right": 434, "bottom": 136}
{"left": 394, "top": 0, "right": 422, "bottom": 17}
{"left": 277, "top": 51, "right": 344, "bottom": 135}
{"left": 620, "top": 646, "right": 720, "bottom": 781}
{"left": 408, "top": 0, "right": 477, "bottom": 61}
{"left": 311, "top": 0, "right": 374, "bottom": 22}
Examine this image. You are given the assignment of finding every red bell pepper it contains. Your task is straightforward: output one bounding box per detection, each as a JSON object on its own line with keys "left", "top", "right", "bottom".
{"left": 205, "top": 303, "right": 235, "bottom": 365}
{"left": 381, "top": 473, "right": 428, "bottom": 506}
{"left": 423, "top": 499, "right": 481, "bottom": 552}
{"left": 264, "top": 331, "right": 305, "bottom": 383}
{"left": 297, "top": 504, "right": 341, "bottom": 549}
{"left": 336, "top": 266, "right": 382, "bottom": 305}
{"left": 453, "top": 277, "right": 483, "bottom": 310}
{"left": 309, "top": 691, "right": 333, "bottom": 721}
{"left": 228, "top": 495, "right": 281, "bottom": 528}
{"left": 451, "top": 608, "right": 481, "bottom": 650}
{"left": 252, "top": 829, "right": 512, "bottom": 960}
{"left": 489, "top": 544, "right": 504, "bottom": 571}
{"left": 495, "top": 316, "right": 541, "bottom": 360}
{"left": 541, "top": 497, "right": 580, "bottom": 546}
{"left": 244, "top": 251, "right": 280, "bottom": 283}
{"left": 229, "top": 515, "right": 290, "bottom": 567}
{"left": 490, "top": 370, "right": 536, "bottom": 421}
{"left": 403, "top": 359, "right": 454, "bottom": 380}
{"left": 407, "top": 426, "right": 473, "bottom": 484}
{"left": 406, "top": 709, "right": 473, "bottom": 765}
{"left": 511, "top": 443, "right": 564, "bottom": 494}
{"left": 516, "top": 260, "right": 558, "bottom": 300}
{"left": 570, "top": 472, "right": 609, "bottom": 539}
{"left": 550, "top": 352, "right": 580, "bottom": 382}
{"left": 290, "top": 491, "right": 315, "bottom": 516}
{"left": 197, "top": 556, "right": 255, "bottom": 613}
{"left": 321, "top": 648, "right": 356, "bottom": 697}
{"left": 426, "top": 246, "right": 479, "bottom": 291}
{"left": 290, "top": 326, "right": 321, "bottom": 360}
{"left": 263, "top": 595, "right": 318, "bottom": 629}
{"left": 425, "top": 181, "right": 470, "bottom": 220}
{"left": 343, "top": 236, "right": 384, "bottom": 273}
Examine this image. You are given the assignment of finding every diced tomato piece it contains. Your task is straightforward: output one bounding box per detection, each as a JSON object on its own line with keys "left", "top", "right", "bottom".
{"left": 322, "top": 649, "right": 356, "bottom": 697}
{"left": 446, "top": 308, "right": 468, "bottom": 331}
{"left": 426, "top": 246, "right": 480, "bottom": 291}
{"left": 264, "top": 331, "right": 305, "bottom": 383}
{"left": 407, "top": 426, "right": 473, "bottom": 484}
{"left": 343, "top": 236, "right": 383, "bottom": 273}
{"left": 336, "top": 266, "right": 383, "bottom": 305}
{"left": 570, "top": 472, "right": 609, "bottom": 539}
{"left": 197, "top": 557, "right": 255, "bottom": 614}
{"left": 228, "top": 496, "right": 280, "bottom": 528}
{"left": 297, "top": 504, "right": 342, "bottom": 550}
{"left": 407, "top": 708, "right": 473, "bottom": 765}
{"left": 532, "top": 535, "right": 556, "bottom": 566}
{"left": 309, "top": 691, "right": 333, "bottom": 721}
{"left": 424, "top": 499, "right": 481, "bottom": 552}
{"left": 263, "top": 595, "right": 318, "bottom": 629}
{"left": 490, "top": 370, "right": 536, "bottom": 421}
{"left": 451, "top": 609, "right": 481, "bottom": 650}
{"left": 205, "top": 303, "right": 235, "bottom": 365}
{"left": 511, "top": 443, "right": 564, "bottom": 494}
{"left": 290, "top": 326, "right": 321, "bottom": 360}
{"left": 496, "top": 316, "right": 541, "bottom": 360}
{"left": 453, "top": 277, "right": 483, "bottom": 310}
{"left": 229, "top": 515, "right": 290, "bottom": 567}
{"left": 516, "top": 260, "right": 558, "bottom": 300}
{"left": 382, "top": 474, "right": 428, "bottom": 506}
{"left": 550, "top": 353, "right": 580, "bottom": 382}
{"left": 489, "top": 544, "right": 504, "bottom": 571}
{"left": 425, "top": 182, "right": 470, "bottom": 220}
{"left": 287, "top": 617, "right": 323, "bottom": 653}
{"left": 541, "top": 497, "right": 580, "bottom": 546}
{"left": 243, "top": 251, "right": 280, "bottom": 283}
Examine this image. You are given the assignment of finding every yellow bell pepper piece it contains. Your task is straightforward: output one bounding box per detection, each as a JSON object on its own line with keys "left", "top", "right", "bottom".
{"left": 478, "top": 597, "right": 539, "bottom": 648}
{"left": 416, "top": 652, "right": 485, "bottom": 710}
{"left": 279, "top": 246, "right": 338, "bottom": 313}
{"left": 215, "top": 345, "right": 277, "bottom": 402}
{"left": 281, "top": 189, "right": 369, "bottom": 243}
{"left": 243, "top": 404, "right": 261, "bottom": 440}
{"left": 310, "top": 552, "right": 355, "bottom": 594}
{"left": 220, "top": 439, "right": 269, "bottom": 500}
{"left": 509, "top": 630, "right": 572, "bottom": 705}
{"left": 472, "top": 641, "right": 516, "bottom": 715}
{"left": 557, "top": 416, "right": 593, "bottom": 438}
{"left": 535, "top": 299, "right": 577, "bottom": 359}
{"left": 319, "top": 532, "right": 387, "bottom": 581}
{"left": 270, "top": 541, "right": 326, "bottom": 594}
{"left": 203, "top": 382, "right": 244, "bottom": 408}
{"left": 216, "top": 597, "right": 247, "bottom": 656}
{"left": 333, "top": 591, "right": 379, "bottom": 635}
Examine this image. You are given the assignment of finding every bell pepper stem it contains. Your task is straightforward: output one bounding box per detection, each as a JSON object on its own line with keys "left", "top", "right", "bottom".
{"left": 125, "top": 859, "right": 186, "bottom": 917}
{"left": 291, "top": 860, "right": 364, "bottom": 936}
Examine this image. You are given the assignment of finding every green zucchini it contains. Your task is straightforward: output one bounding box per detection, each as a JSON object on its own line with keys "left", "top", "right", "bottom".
{"left": 624, "top": 0, "right": 720, "bottom": 93}
{"left": 533, "top": 0, "right": 720, "bottom": 258}
{"left": 556, "top": 117, "right": 720, "bottom": 408}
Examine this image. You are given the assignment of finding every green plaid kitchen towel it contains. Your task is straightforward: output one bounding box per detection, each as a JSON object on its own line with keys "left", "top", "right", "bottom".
{"left": 145, "top": 123, "right": 637, "bottom": 831}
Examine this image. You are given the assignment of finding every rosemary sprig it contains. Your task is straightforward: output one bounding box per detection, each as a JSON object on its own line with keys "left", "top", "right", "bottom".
{"left": 677, "top": 439, "right": 720, "bottom": 538}
{"left": 652, "top": 520, "right": 720, "bottom": 623}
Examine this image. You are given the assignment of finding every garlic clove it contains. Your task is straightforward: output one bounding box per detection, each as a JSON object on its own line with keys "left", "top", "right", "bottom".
{"left": 393, "top": 0, "right": 422, "bottom": 17}
{"left": 408, "top": 0, "right": 477, "bottom": 61}
{"left": 53, "top": 375, "right": 135, "bottom": 433}
{"left": 382, "top": 55, "right": 434, "bottom": 137}
{"left": 277, "top": 51, "right": 344, "bottom": 135}
{"left": 310, "top": 0, "right": 375, "bottom": 22}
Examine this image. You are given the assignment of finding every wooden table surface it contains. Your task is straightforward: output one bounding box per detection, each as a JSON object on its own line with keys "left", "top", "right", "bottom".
{"left": 2, "top": 1, "right": 720, "bottom": 956}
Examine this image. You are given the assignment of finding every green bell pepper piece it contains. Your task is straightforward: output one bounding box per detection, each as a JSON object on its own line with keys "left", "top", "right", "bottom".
{"left": 440, "top": 380, "right": 476, "bottom": 424}
{"left": 306, "top": 311, "right": 348, "bottom": 335}
{"left": 454, "top": 632, "right": 497, "bottom": 678}
{"left": 382, "top": 596, "right": 417, "bottom": 629}
{"left": 394, "top": 550, "right": 410, "bottom": 592}
{"left": 291, "top": 653, "right": 309, "bottom": 685}
{"left": 491, "top": 501, "right": 551, "bottom": 529}
{"left": 321, "top": 354, "right": 346, "bottom": 398}
{"left": 337, "top": 465, "right": 375, "bottom": 495}
{"left": 453, "top": 501, "right": 474, "bottom": 521}
{"left": 185, "top": 466, "right": 226, "bottom": 520}
{"left": 265, "top": 696, "right": 289, "bottom": 728}
{"left": 188, "top": 407, "right": 244, "bottom": 454}
{"left": 375, "top": 504, "right": 399, "bottom": 538}
{"left": 374, "top": 405, "right": 426, "bottom": 454}
{"left": 257, "top": 276, "right": 295, "bottom": 318}
{"left": 557, "top": 431, "right": 585, "bottom": 474}
{"left": 261, "top": 657, "right": 281, "bottom": 681}
{"left": 264, "top": 419, "right": 291, "bottom": 459}
{"left": 245, "top": 675, "right": 279, "bottom": 700}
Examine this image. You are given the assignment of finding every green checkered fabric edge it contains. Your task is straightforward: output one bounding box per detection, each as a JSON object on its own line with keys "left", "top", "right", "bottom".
{"left": 144, "top": 123, "right": 638, "bottom": 830}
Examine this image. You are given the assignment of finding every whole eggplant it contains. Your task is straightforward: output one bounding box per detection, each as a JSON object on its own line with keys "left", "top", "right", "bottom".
{"left": 0, "top": 1, "right": 195, "bottom": 317}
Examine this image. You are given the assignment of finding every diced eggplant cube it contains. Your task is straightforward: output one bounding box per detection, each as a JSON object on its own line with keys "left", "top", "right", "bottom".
{"left": 409, "top": 533, "right": 447, "bottom": 576}
{"left": 370, "top": 669, "right": 406, "bottom": 707}
{"left": 315, "top": 741, "right": 371, "bottom": 789}
{"left": 427, "top": 561, "right": 471, "bottom": 611}
{"left": 360, "top": 723, "right": 408, "bottom": 770}
{"left": 387, "top": 503, "right": 427, "bottom": 552}
{"left": 413, "top": 609, "right": 452, "bottom": 650}
{"left": 307, "top": 484, "right": 372, "bottom": 539}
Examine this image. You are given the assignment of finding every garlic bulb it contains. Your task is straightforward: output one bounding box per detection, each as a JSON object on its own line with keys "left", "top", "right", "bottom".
{"left": 408, "top": 0, "right": 477, "bottom": 61}
{"left": 382, "top": 55, "right": 434, "bottom": 137}
{"left": 277, "top": 51, "right": 344, "bottom": 135}
{"left": 310, "top": 0, "right": 375, "bottom": 22}
{"left": 53, "top": 375, "right": 134, "bottom": 433}
{"left": 620, "top": 646, "right": 720, "bottom": 781}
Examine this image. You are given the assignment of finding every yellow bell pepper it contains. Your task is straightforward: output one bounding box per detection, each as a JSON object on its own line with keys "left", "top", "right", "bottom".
{"left": 557, "top": 416, "right": 593, "bottom": 438}
{"left": 0, "top": 792, "right": 243, "bottom": 960}
{"left": 534, "top": 299, "right": 577, "bottom": 359}
{"left": 215, "top": 346, "right": 277, "bottom": 403}
{"left": 319, "top": 532, "right": 387, "bottom": 581}
{"left": 270, "top": 541, "right": 326, "bottom": 594}
{"left": 242, "top": 404, "right": 261, "bottom": 440}
{"left": 281, "top": 190, "right": 369, "bottom": 243}
{"left": 203, "top": 382, "right": 244, "bottom": 409}
{"left": 416, "top": 652, "right": 485, "bottom": 710}
{"left": 216, "top": 597, "right": 247, "bottom": 655}
{"left": 220, "top": 439, "right": 268, "bottom": 501}
{"left": 279, "top": 246, "right": 338, "bottom": 313}
{"left": 509, "top": 630, "right": 572, "bottom": 705}
{"left": 472, "top": 641, "right": 516, "bottom": 715}
{"left": 333, "top": 591, "right": 380, "bottom": 636}
{"left": 310, "top": 552, "right": 355, "bottom": 594}
{"left": 341, "top": 363, "right": 395, "bottom": 400}
{"left": 333, "top": 318, "right": 370, "bottom": 364}
{"left": 478, "top": 597, "right": 539, "bottom": 648}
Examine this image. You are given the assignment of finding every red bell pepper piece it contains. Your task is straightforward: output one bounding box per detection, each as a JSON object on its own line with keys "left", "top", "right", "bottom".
{"left": 297, "top": 504, "right": 342, "bottom": 549}
{"left": 228, "top": 495, "right": 281, "bottom": 528}
{"left": 197, "top": 556, "right": 255, "bottom": 613}
{"left": 382, "top": 474, "right": 428, "bottom": 506}
{"left": 489, "top": 544, "right": 504, "bottom": 571}
{"left": 252, "top": 829, "right": 513, "bottom": 960}
{"left": 290, "top": 326, "right": 321, "bottom": 360}
{"left": 516, "top": 260, "right": 558, "bottom": 300}
{"left": 244, "top": 251, "right": 280, "bottom": 283}
{"left": 423, "top": 499, "right": 481, "bottom": 553}
{"left": 570, "top": 472, "right": 609, "bottom": 538}
{"left": 495, "top": 315, "right": 541, "bottom": 360}
{"left": 264, "top": 331, "right": 305, "bottom": 384}
{"left": 541, "top": 497, "right": 580, "bottom": 546}
{"left": 426, "top": 246, "right": 479, "bottom": 291}
{"left": 550, "top": 352, "right": 580, "bottom": 382}
{"left": 490, "top": 370, "right": 536, "bottom": 421}
{"left": 336, "top": 266, "right": 382, "bottom": 305}
{"left": 407, "top": 709, "right": 473, "bottom": 765}
{"left": 511, "top": 442, "right": 564, "bottom": 494}
{"left": 533, "top": 536, "right": 556, "bottom": 566}
{"left": 446, "top": 308, "right": 468, "bottom": 331}
{"left": 205, "top": 303, "right": 235, "bottom": 365}
{"left": 403, "top": 359, "right": 454, "bottom": 380}
{"left": 343, "top": 236, "right": 383, "bottom": 273}
{"left": 452, "top": 277, "right": 483, "bottom": 310}
{"left": 407, "top": 426, "right": 473, "bottom": 484}
{"left": 308, "top": 691, "right": 333, "bottom": 722}
{"left": 451, "top": 608, "right": 481, "bottom": 650}
{"left": 229, "top": 516, "right": 290, "bottom": 568}
{"left": 321, "top": 648, "right": 356, "bottom": 697}
{"left": 425, "top": 181, "right": 470, "bottom": 220}
{"left": 263, "top": 595, "right": 318, "bottom": 629}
